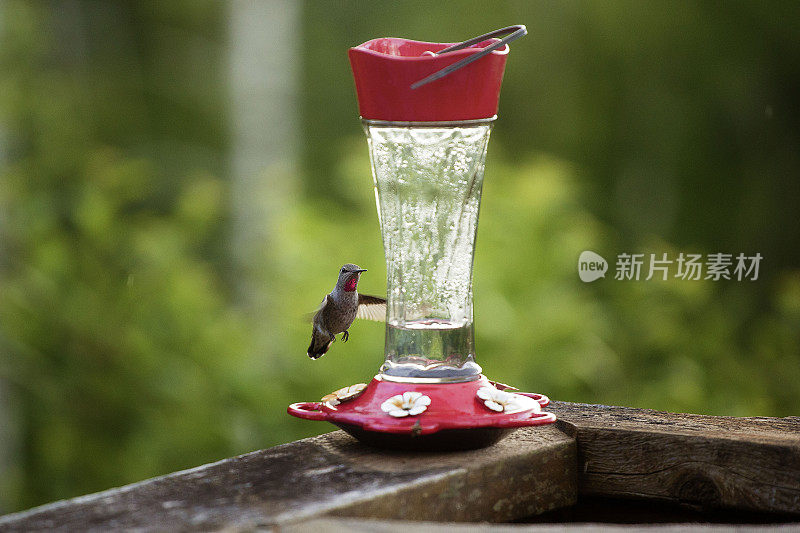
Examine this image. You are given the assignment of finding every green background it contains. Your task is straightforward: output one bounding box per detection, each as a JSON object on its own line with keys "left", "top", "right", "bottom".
{"left": 1, "top": 1, "right": 798, "bottom": 513}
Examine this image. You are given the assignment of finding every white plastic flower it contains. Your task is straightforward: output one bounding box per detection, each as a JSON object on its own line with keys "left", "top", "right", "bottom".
{"left": 380, "top": 391, "right": 431, "bottom": 418}
{"left": 321, "top": 383, "right": 367, "bottom": 406}
{"left": 476, "top": 386, "right": 541, "bottom": 415}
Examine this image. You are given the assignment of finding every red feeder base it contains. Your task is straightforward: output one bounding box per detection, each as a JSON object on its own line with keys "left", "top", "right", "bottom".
{"left": 288, "top": 375, "right": 555, "bottom": 451}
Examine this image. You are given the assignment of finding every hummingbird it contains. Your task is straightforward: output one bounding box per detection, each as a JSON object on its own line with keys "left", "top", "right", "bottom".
{"left": 307, "top": 263, "right": 386, "bottom": 359}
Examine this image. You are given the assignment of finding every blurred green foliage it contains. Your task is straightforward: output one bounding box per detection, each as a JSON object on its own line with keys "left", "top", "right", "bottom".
{"left": 1, "top": 0, "right": 799, "bottom": 514}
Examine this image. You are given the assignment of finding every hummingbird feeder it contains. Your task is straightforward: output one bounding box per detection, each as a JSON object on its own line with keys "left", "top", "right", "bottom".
{"left": 288, "top": 26, "right": 555, "bottom": 451}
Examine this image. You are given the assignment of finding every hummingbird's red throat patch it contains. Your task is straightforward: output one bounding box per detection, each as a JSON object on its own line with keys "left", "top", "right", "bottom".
{"left": 344, "top": 277, "right": 358, "bottom": 292}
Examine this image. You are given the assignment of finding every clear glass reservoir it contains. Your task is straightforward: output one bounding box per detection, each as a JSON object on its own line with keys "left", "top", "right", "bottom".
{"left": 364, "top": 119, "right": 493, "bottom": 382}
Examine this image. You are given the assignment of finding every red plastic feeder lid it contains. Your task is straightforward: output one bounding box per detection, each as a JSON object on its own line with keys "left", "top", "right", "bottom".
{"left": 349, "top": 29, "right": 520, "bottom": 122}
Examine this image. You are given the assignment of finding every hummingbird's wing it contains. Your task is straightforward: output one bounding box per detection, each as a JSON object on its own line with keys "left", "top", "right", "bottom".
{"left": 308, "top": 295, "right": 335, "bottom": 359}
{"left": 304, "top": 295, "right": 328, "bottom": 323}
{"left": 356, "top": 294, "right": 387, "bottom": 322}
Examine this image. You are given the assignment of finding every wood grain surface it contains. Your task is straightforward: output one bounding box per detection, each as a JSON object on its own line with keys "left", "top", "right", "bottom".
{"left": 551, "top": 401, "right": 800, "bottom": 514}
{"left": 0, "top": 425, "right": 575, "bottom": 531}
{"left": 1, "top": 402, "right": 797, "bottom": 531}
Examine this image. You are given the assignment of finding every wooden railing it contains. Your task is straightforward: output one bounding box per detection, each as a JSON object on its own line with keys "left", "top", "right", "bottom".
{"left": 1, "top": 402, "right": 798, "bottom": 531}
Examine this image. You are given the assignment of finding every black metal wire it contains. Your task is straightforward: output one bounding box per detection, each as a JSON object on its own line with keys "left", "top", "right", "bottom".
{"left": 410, "top": 25, "right": 527, "bottom": 90}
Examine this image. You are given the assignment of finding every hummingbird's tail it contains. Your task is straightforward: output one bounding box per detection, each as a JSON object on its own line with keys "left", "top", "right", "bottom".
{"left": 307, "top": 332, "right": 334, "bottom": 360}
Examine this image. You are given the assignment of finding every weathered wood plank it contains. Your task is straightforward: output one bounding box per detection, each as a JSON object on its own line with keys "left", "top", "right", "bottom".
{"left": 551, "top": 401, "right": 800, "bottom": 515}
{"left": 0, "top": 425, "right": 576, "bottom": 532}
{"left": 286, "top": 517, "right": 800, "bottom": 532}
{"left": 2, "top": 401, "right": 797, "bottom": 531}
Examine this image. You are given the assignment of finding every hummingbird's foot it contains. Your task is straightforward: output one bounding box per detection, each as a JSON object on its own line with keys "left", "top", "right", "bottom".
{"left": 342, "top": 330, "right": 349, "bottom": 342}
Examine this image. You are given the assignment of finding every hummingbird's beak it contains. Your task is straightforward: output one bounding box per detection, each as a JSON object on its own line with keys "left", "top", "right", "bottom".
{"left": 354, "top": 269, "right": 367, "bottom": 273}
